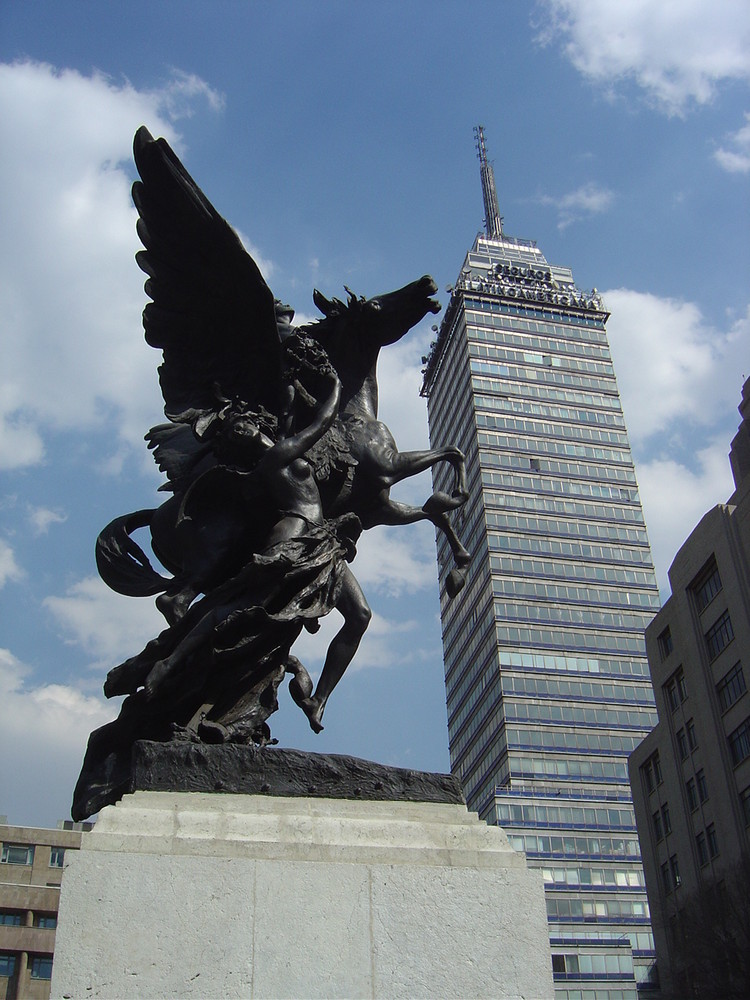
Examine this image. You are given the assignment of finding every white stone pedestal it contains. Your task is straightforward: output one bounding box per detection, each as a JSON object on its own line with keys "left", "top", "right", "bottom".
{"left": 52, "top": 791, "right": 553, "bottom": 999}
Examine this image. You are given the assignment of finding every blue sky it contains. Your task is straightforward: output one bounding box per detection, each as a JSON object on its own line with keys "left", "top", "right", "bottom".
{"left": 1, "top": 1, "right": 748, "bottom": 827}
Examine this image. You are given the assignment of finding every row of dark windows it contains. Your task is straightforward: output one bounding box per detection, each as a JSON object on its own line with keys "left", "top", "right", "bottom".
{"left": 729, "top": 717, "right": 750, "bottom": 766}
{"left": 0, "top": 910, "right": 56, "bottom": 928}
{"left": 695, "top": 823, "right": 719, "bottom": 866}
{"left": 463, "top": 295, "right": 608, "bottom": 335}
{"left": 471, "top": 390, "right": 626, "bottom": 430}
{"left": 547, "top": 897, "right": 649, "bottom": 920}
{"left": 0, "top": 954, "right": 52, "bottom": 979}
{"left": 490, "top": 552, "right": 657, "bottom": 592}
{"left": 464, "top": 308, "right": 611, "bottom": 354}
{"left": 0, "top": 844, "right": 64, "bottom": 866}
{"left": 705, "top": 609, "right": 734, "bottom": 661}
{"left": 491, "top": 575, "right": 659, "bottom": 613}
{"left": 552, "top": 953, "right": 634, "bottom": 978}
{"left": 480, "top": 446, "right": 638, "bottom": 487}
{"left": 661, "top": 854, "right": 681, "bottom": 894}
{"left": 507, "top": 832, "right": 642, "bottom": 861}
{"left": 484, "top": 486, "right": 646, "bottom": 526}
{"left": 470, "top": 373, "right": 621, "bottom": 419}
{"left": 685, "top": 769, "right": 709, "bottom": 810}
{"left": 717, "top": 661, "right": 746, "bottom": 712}
{"left": 469, "top": 357, "right": 618, "bottom": 397}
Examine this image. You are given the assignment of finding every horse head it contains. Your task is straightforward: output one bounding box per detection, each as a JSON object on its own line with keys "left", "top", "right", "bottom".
{"left": 311, "top": 275, "right": 440, "bottom": 348}
{"left": 302, "top": 276, "right": 441, "bottom": 415}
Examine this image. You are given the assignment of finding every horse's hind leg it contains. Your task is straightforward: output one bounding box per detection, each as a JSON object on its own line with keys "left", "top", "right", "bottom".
{"left": 364, "top": 497, "right": 470, "bottom": 596}
{"left": 370, "top": 445, "right": 467, "bottom": 499}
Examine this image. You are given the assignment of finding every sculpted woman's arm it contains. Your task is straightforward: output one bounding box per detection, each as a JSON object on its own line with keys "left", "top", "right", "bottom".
{"left": 259, "top": 370, "right": 341, "bottom": 472}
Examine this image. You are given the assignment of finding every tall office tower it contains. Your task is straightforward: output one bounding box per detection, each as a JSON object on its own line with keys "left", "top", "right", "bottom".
{"left": 421, "top": 128, "right": 661, "bottom": 999}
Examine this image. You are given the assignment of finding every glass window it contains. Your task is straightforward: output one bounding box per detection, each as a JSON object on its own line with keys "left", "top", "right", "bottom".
{"left": 658, "top": 626, "right": 673, "bottom": 660}
{"left": 0, "top": 911, "right": 22, "bottom": 926}
{"left": 677, "top": 670, "right": 688, "bottom": 701}
{"left": 662, "top": 803, "right": 672, "bottom": 835}
{"left": 740, "top": 786, "right": 750, "bottom": 826}
{"left": 687, "top": 718, "right": 698, "bottom": 751}
{"left": 696, "top": 831, "right": 709, "bottom": 866}
{"left": 717, "top": 662, "right": 746, "bottom": 712}
{"left": 677, "top": 728, "right": 689, "bottom": 760}
{"left": 30, "top": 956, "right": 53, "bottom": 980}
{"left": 652, "top": 810, "right": 663, "bottom": 841}
{"left": 705, "top": 610, "right": 734, "bottom": 660}
{"left": 697, "top": 769, "right": 709, "bottom": 803}
{"left": 686, "top": 777, "right": 698, "bottom": 811}
{"left": 665, "top": 679, "right": 679, "bottom": 711}
{"left": 692, "top": 559, "right": 722, "bottom": 613}
{"left": 670, "top": 854, "right": 681, "bottom": 888}
{"left": 49, "top": 847, "right": 65, "bottom": 868}
{"left": 34, "top": 914, "right": 57, "bottom": 928}
{"left": 0, "top": 843, "right": 34, "bottom": 865}
{"left": 653, "top": 752, "right": 663, "bottom": 784}
{"left": 661, "top": 860, "right": 672, "bottom": 894}
{"left": 707, "top": 823, "right": 719, "bottom": 859}
{"left": 729, "top": 718, "right": 750, "bottom": 766}
{"left": 0, "top": 953, "right": 16, "bottom": 977}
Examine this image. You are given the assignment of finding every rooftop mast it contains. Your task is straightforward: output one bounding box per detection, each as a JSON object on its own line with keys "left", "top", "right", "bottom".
{"left": 473, "top": 124, "right": 503, "bottom": 238}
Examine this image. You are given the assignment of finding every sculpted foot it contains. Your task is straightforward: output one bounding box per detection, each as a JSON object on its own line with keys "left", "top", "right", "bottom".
{"left": 299, "top": 695, "right": 325, "bottom": 734}
{"left": 156, "top": 590, "right": 193, "bottom": 626}
{"left": 143, "top": 659, "right": 170, "bottom": 700}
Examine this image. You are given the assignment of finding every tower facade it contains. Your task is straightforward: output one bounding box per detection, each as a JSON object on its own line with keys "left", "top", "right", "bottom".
{"left": 422, "top": 130, "right": 660, "bottom": 998}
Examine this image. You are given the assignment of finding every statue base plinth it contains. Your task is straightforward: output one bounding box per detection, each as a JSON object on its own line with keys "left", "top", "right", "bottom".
{"left": 52, "top": 786, "right": 553, "bottom": 999}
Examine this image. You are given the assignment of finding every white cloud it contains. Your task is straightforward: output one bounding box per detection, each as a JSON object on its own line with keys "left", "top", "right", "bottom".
{"left": 354, "top": 524, "right": 437, "bottom": 597}
{"left": 637, "top": 440, "right": 735, "bottom": 593}
{"left": 537, "top": 182, "right": 615, "bottom": 230}
{"left": 604, "top": 289, "right": 748, "bottom": 446}
{"left": 604, "top": 287, "right": 747, "bottom": 592}
{"left": 44, "top": 575, "right": 164, "bottom": 669}
{"left": 0, "top": 539, "right": 23, "bottom": 587}
{"left": 27, "top": 505, "right": 67, "bottom": 536}
{"left": 536, "top": 0, "right": 750, "bottom": 116}
{"left": 0, "top": 648, "right": 116, "bottom": 825}
{"left": 0, "top": 61, "right": 224, "bottom": 470}
{"left": 714, "top": 112, "right": 750, "bottom": 173}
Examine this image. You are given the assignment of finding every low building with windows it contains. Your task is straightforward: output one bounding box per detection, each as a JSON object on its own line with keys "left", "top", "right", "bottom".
{"left": 629, "top": 378, "right": 750, "bottom": 998}
{"left": 0, "top": 819, "right": 92, "bottom": 1000}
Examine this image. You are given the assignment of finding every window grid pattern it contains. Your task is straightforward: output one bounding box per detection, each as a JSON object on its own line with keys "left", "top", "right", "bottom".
{"left": 705, "top": 610, "right": 734, "bottom": 661}
{"left": 692, "top": 561, "right": 722, "bottom": 613}
{"left": 428, "top": 234, "right": 657, "bottom": 992}
{"left": 717, "top": 662, "right": 746, "bottom": 713}
{"left": 728, "top": 717, "right": 750, "bottom": 766}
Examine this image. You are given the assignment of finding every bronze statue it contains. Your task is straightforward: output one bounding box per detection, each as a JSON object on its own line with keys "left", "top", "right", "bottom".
{"left": 71, "top": 128, "right": 469, "bottom": 819}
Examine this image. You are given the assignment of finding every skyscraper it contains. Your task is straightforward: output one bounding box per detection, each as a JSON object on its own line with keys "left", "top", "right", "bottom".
{"left": 421, "top": 128, "right": 660, "bottom": 998}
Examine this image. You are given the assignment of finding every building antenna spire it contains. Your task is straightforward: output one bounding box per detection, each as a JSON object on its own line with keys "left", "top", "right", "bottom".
{"left": 473, "top": 124, "right": 503, "bottom": 238}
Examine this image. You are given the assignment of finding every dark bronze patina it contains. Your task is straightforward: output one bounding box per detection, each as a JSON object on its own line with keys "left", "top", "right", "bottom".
{"left": 72, "top": 128, "right": 469, "bottom": 819}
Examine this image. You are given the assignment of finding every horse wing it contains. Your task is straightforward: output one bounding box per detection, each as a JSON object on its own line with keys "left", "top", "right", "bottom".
{"left": 132, "top": 127, "right": 282, "bottom": 465}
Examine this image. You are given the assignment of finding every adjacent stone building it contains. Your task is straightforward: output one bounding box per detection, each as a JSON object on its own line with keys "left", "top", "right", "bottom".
{"left": 629, "top": 378, "right": 750, "bottom": 998}
{"left": 0, "top": 820, "right": 92, "bottom": 1000}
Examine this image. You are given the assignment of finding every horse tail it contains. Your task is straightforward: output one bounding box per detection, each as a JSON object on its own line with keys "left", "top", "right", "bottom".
{"left": 95, "top": 509, "right": 172, "bottom": 597}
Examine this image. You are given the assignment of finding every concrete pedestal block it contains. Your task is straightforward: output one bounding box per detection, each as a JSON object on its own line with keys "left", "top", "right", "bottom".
{"left": 52, "top": 791, "right": 553, "bottom": 999}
